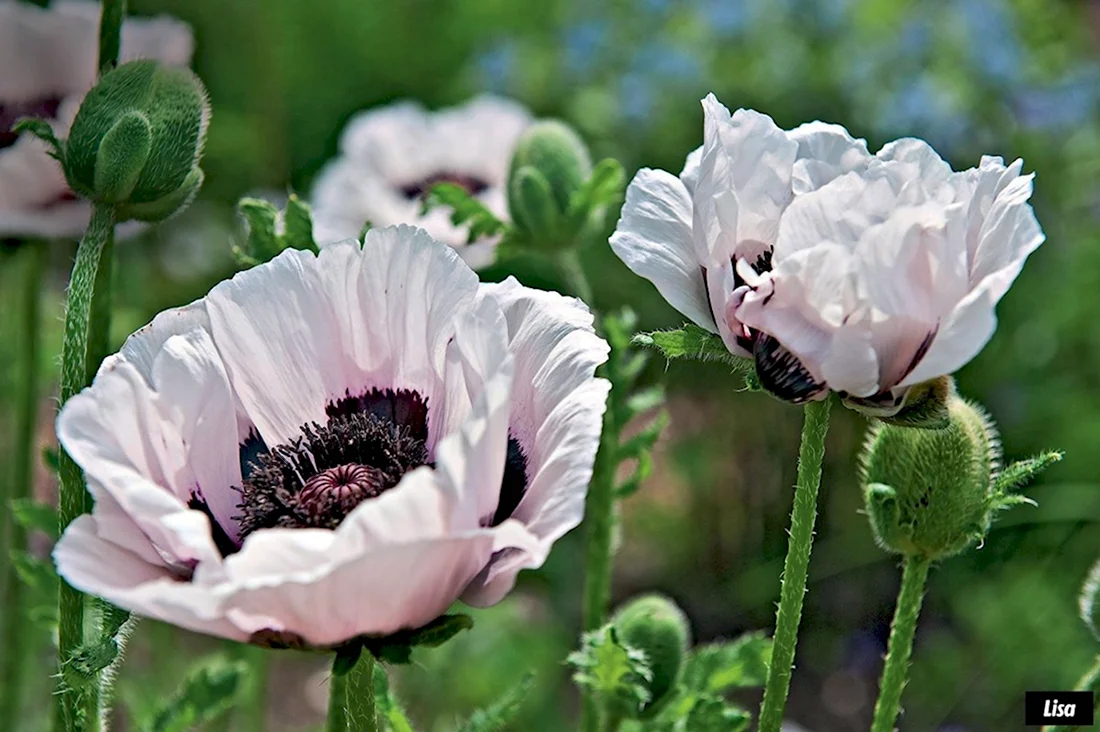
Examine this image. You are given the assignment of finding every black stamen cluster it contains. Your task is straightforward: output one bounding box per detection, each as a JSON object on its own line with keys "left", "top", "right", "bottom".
{"left": 236, "top": 411, "right": 429, "bottom": 535}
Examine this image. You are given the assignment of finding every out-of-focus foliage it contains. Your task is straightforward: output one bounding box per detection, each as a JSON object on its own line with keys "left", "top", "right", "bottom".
{"left": 2, "top": 0, "right": 1099, "bottom": 729}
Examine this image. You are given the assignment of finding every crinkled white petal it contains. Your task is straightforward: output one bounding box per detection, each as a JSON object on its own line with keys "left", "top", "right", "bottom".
{"left": 610, "top": 168, "right": 716, "bottom": 332}
{"left": 461, "top": 279, "right": 609, "bottom": 602}
{"left": 787, "top": 120, "right": 872, "bottom": 195}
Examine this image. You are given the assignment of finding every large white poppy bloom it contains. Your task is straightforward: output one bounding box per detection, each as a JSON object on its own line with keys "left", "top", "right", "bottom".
{"left": 611, "top": 94, "right": 1044, "bottom": 408}
{"left": 53, "top": 226, "right": 609, "bottom": 647}
{"left": 310, "top": 96, "right": 532, "bottom": 269}
{"left": 0, "top": 0, "right": 192, "bottom": 239}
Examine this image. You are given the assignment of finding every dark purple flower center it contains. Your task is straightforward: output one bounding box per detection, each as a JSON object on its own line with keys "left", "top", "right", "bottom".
{"left": 0, "top": 97, "right": 62, "bottom": 149}
{"left": 399, "top": 172, "right": 490, "bottom": 200}
{"left": 190, "top": 387, "right": 531, "bottom": 557}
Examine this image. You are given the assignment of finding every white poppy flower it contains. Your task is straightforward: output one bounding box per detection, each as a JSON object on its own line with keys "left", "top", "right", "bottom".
{"left": 0, "top": 0, "right": 193, "bottom": 239}
{"left": 53, "top": 225, "right": 609, "bottom": 647}
{"left": 310, "top": 96, "right": 532, "bottom": 269}
{"left": 611, "top": 94, "right": 1044, "bottom": 408}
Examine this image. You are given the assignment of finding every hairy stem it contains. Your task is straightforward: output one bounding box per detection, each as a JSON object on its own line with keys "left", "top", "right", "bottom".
{"left": 758, "top": 398, "right": 831, "bottom": 732}
{"left": 56, "top": 204, "right": 116, "bottom": 732}
{"left": 1042, "top": 654, "right": 1100, "bottom": 732}
{"left": 242, "top": 646, "right": 269, "bottom": 732}
{"left": 97, "top": 0, "right": 127, "bottom": 73}
{"left": 871, "top": 555, "right": 931, "bottom": 732}
{"left": 557, "top": 248, "right": 594, "bottom": 304}
{"left": 0, "top": 240, "right": 47, "bottom": 731}
{"left": 326, "top": 652, "right": 378, "bottom": 732}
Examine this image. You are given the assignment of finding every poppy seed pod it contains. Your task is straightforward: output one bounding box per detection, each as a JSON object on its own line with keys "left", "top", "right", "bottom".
{"left": 860, "top": 395, "right": 1001, "bottom": 560}
{"left": 507, "top": 120, "right": 592, "bottom": 244}
{"left": 611, "top": 594, "right": 690, "bottom": 719}
{"left": 63, "top": 59, "right": 208, "bottom": 221}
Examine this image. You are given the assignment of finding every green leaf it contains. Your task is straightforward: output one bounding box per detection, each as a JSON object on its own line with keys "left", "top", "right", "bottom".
{"left": 678, "top": 695, "right": 751, "bottom": 732}
{"left": 12, "top": 116, "right": 63, "bottom": 160}
{"left": 422, "top": 182, "right": 507, "bottom": 243}
{"left": 568, "top": 626, "right": 653, "bottom": 716}
{"left": 42, "top": 445, "right": 61, "bottom": 474}
{"left": 363, "top": 614, "right": 475, "bottom": 665}
{"left": 632, "top": 324, "right": 750, "bottom": 370}
{"left": 454, "top": 672, "right": 536, "bottom": 732}
{"left": 994, "top": 451, "right": 1063, "bottom": 495}
{"left": 148, "top": 658, "right": 247, "bottom": 732}
{"left": 567, "top": 158, "right": 625, "bottom": 219}
{"left": 625, "top": 385, "right": 664, "bottom": 418}
{"left": 10, "top": 497, "right": 59, "bottom": 539}
{"left": 1081, "top": 557, "right": 1100, "bottom": 641}
{"left": 237, "top": 197, "right": 282, "bottom": 262}
{"left": 680, "top": 632, "right": 773, "bottom": 693}
{"left": 374, "top": 663, "right": 414, "bottom": 732}
{"left": 284, "top": 194, "right": 319, "bottom": 253}
{"left": 10, "top": 550, "right": 57, "bottom": 591}
{"left": 64, "top": 638, "right": 119, "bottom": 688}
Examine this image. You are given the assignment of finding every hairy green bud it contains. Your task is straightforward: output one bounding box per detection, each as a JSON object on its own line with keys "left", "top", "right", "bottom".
{"left": 64, "top": 59, "right": 209, "bottom": 220}
{"left": 611, "top": 594, "right": 691, "bottom": 719}
{"left": 506, "top": 120, "right": 592, "bottom": 248}
{"left": 861, "top": 395, "right": 1014, "bottom": 560}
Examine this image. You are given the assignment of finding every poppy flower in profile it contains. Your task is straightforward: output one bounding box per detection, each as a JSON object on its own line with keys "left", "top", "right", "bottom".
{"left": 611, "top": 94, "right": 1044, "bottom": 411}
{"left": 310, "top": 96, "right": 532, "bottom": 268}
{"left": 54, "top": 225, "right": 609, "bottom": 647}
{"left": 0, "top": 0, "right": 192, "bottom": 239}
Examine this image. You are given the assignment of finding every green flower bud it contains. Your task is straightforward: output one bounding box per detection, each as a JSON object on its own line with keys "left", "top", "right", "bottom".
{"left": 845, "top": 376, "right": 953, "bottom": 429}
{"left": 507, "top": 120, "right": 592, "bottom": 245}
{"left": 860, "top": 395, "right": 1001, "bottom": 560}
{"left": 611, "top": 594, "right": 690, "bottom": 719}
{"left": 64, "top": 59, "right": 209, "bottom": 220}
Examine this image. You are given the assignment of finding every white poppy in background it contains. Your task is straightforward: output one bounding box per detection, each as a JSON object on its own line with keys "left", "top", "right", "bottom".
{"left": 611, "top": 94, "right": 1044, "bottom": 409}
{"left": 53, "top": 225, "right": 609, "bottom": 646}
{"left": 310, "top": 96, "right": 532, "bottom": 269}
{"left": 0, "top": 0, "right": 193, "bottom": 239}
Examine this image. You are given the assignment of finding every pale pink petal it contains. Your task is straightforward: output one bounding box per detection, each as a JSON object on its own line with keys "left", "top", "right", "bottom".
{"left": 610, "top": 168, "right": 716, "bottom": 332}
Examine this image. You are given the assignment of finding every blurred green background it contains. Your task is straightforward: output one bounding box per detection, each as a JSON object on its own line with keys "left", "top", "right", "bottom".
{"left": 2, "top": 0, "right": 1099, "bottom": 729}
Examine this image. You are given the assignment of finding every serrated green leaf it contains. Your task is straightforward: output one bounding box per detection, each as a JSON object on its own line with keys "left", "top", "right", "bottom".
{"left": 12, "top": 116, "right": 63, "bottom": 159}
{"left": 10, "top": 550, "right": 57, "bottom": 591}
{"left": 1081, "top": 557, "right": 1100, "bottom": 641}
{"left": 625, "top": 385, "right": 665, "bottom": 419}
{"left": 422, "top": 182, "right": 507, "bottom": 243}
{"left": 681, "top": 632, "right": 772, "bottom": 693}
{"left": 237, "top": 197, "right": 282, "bottom": 262}
{"left": 632, "top": 324, "right": 750, "bottom": 370}
{"left": 148, "top": 658, "right": 246, "bottom": 732}
{"left": 454, "top": 672, "right": 536, "bottom": 732}
{"left": 364, "top": 614, "right": 475, "bottom": 665}
{"left": 618, "top": 411, "right": 669, "bottom": 461}
{"left": 10, "top": 498, "right": 59, "bottom": 539}
{"left": 677, "top": 695, "right": 751, "bottom": 732}
{"left": 567, "top": 158, "right": 626, "bottom": 220}
{"left": 64, "top": 638, "right": 119, "bottom": 688}
{"left": 994, "top": 451, "right": 1063, "bottom": 494}
{"left": 284, "top": 194, "right": 318, "bottom": 253}
{"left": 568, "top": 626, "right": 653, "bottom": 715}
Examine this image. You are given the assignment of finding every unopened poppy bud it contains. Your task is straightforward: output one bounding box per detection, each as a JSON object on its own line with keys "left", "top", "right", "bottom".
{"left": 611, "top": 594, "right": 690, "bottom": 719}
{"left": 845, "top": 376, "right": 954, "bottom": 429}
{"left": 861, "top": 395, "right": 1000, "bottom": 560}
{"left": 64, "top": 59, "right": 209, "bottom": 220}
{"left": 507, "top": 120, "right": 592, "bottom": 244}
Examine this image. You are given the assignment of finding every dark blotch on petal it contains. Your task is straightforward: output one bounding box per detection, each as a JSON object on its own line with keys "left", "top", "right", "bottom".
{"left": 753, "top": 333, "right": 825, "bottom": 404}
{"left": 490, "top": 437, "right": 529, "bottom": 527}
{"left": 0, "top": 97, "right": 61, "bottom": 149}
{"left": 399, "top": 172, "right": 489, "bottom": 200}
{"left": 327, "top": 387, "right": 429, "bottom": 442}
{"left": 188, "top": 490, "right": 241, "bottom": 558}
{"left": 238, "top": 428, "right": 269, "bottom": 481}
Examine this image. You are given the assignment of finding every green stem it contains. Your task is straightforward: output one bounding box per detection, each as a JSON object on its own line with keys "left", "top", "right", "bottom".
{"left": 326, "top": 664, "right": 347, "bottom": 732}
{"left": 871, "top": 555, "right": 931, "bottom": 732}
{"left": 97, "top": 0, "right": 127, "bottom": 73}
{"left": 757, "top": 398, "right": 831, "bottom": 732}
{"left": 557, "top": 249, "right": 594, "bottom": 304}
{"left": 242, "top": 646, "right": 269, "bottom": 732}
{"left": 56, "top": 203, "right": 117, "bottom": 732}
{"left": 0, "top": 240, "right": 47, "bottom": 731}
{"left": 346, "top": 652, "right": 378, "bottom": 732}
{"left": 1041, "top": 654, "right": 1100, "bottom": 732}
{"left": 327, "top": 652, "right": 379, "bottom": 732}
